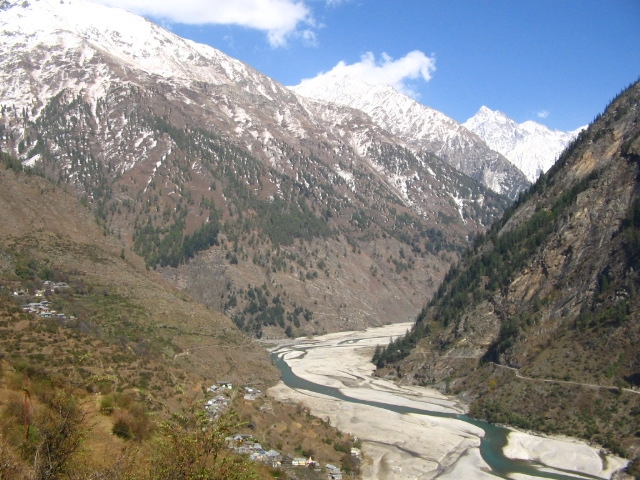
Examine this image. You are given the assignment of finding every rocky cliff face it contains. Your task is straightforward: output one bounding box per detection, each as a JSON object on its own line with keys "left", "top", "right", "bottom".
{"left": 376, "top": 80, "right": 640, "bottom": 461}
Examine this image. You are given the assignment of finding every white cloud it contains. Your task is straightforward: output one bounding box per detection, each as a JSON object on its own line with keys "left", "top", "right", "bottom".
{"left": 299, "top": 51, "right": 436, "bottom": 97}
{"left": 94, "top": 0, "right": 313, "bottom": 47}
{"left": 537, "top": 110, "right": 550, "bottom": 119}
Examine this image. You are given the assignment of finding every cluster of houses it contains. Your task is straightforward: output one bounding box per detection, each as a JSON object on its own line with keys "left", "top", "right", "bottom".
{"left": 41, "top": 280, "right": 70, "bottom": 291}
{"left": 225, "top": 434, "right": 347, "bottom": 478}
{"left": 204, "top": 382, "right": 263, "bottom": 418}
{"left": 225, "top": 434, "right": 283, "bottom": 467}
{"left": 14, "top": 282, "right": 72, "bottom": 320}
{"left": 205, "top": 382, "right": 232, "bottom": 417}
{"left": 13, "top": 281, "right": 70, "bottom": 298}
{"left": 20, "top": 300, "right": 71, "bottom": 320}
{"left": 209, "top": 381, "right": 352, "bottom": 478}
{"left": 204, "top": 394, "right": 230, "bottom": 416}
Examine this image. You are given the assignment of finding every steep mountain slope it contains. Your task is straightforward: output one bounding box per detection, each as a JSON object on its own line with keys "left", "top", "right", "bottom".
{"left": 375, "top": 80, "right": 640, "bottom": 462}
{"left": 291, "top": 74, "right": 530, "bottom": 199}
{"left": 464, "top": 106, "right": 585, "bottom": 182}
{"left": 0, "top": 158, "right": 278, "bottom": 388}
{"left": 0, "top": 0, "right": 509, "bottom": 337}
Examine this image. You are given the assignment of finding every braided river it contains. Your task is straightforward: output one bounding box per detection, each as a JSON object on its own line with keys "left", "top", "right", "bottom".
{"left": 266, "top": 323, "right": 627, "bottom": 479}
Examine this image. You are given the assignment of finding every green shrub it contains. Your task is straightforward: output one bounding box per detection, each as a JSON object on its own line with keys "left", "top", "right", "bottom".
{"left": 112, "top": 416, "right": 132, "bottom": 439}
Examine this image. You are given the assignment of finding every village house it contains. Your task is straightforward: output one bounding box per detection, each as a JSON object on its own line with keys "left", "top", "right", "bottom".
{"left": 43, "top": 280, "right": 70, "bottom": 290}
{"left": 264, "top": 449, "right": 281, "bottom": 465}
{"left": 325, "top": 463, "right": 343, "bottom": 480}
{"left": 291, "top": 457, "right": 307, "bottom": 467}
{"left": 243, "top": 386, "right": 262, "bottom": 401}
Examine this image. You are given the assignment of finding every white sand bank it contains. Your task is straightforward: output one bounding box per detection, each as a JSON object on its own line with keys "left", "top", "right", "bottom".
{"left": 504, "top": 431, "right": 628, "bottom": 479}
{"left": 437, "top": 447, "right": 497, "bottom": 479}
{"left": 268, "top": 323, "right": 488, "bottom": 479}
{"left": 268, "top": 382, "right": 487, "bottom": 479}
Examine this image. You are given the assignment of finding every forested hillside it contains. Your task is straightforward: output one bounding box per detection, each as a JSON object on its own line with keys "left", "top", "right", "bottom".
{"left": 374, "top": 79, "right": 640, "bottom": 466}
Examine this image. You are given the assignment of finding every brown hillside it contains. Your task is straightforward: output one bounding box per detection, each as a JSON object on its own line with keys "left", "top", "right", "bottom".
{"left": 0, "top": 162, "right": 364, "bottom": 478}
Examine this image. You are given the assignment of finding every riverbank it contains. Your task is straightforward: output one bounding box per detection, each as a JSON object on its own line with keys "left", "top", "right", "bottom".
{"left": 268, "top": 323, "right": 488, "bottom": 478}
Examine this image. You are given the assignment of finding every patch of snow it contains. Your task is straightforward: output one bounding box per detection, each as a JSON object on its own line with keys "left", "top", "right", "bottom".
{"left": 22, "top": 154, "right": 40, "bottom": 167}
{"left": 450, "top": 194, "right": 466, "bottom": 223}
{"left": 335, "top": 163, "right": 355, "bottom": 192}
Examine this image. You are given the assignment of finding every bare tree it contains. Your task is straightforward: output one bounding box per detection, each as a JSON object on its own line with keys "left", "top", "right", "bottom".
{"left": 32, "top": 389, "right": 88, "bottom": 480}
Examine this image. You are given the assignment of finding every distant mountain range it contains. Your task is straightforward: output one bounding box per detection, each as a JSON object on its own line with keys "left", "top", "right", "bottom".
{"left": 464, "top": 106, "right": 585, "bottom": 182}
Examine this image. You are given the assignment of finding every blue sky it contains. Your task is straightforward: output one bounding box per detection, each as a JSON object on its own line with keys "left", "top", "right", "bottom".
{"left": 96, "top": 0, "right": 639, "bottom": 131}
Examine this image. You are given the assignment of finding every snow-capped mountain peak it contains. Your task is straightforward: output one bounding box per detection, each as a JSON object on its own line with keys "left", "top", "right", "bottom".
{"left": 464, "top": 106, "right": 585, "bottom": 182}
{"left": 293, "top": 74, "right": 470, "bottom": 144}
{"left": 471, "top": 106, "right": 514, "bottom": 128}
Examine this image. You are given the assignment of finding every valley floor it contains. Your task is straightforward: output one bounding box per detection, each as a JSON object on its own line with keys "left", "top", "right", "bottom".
{"left": 267, "top": 323, "right": 628, "bottom": 479}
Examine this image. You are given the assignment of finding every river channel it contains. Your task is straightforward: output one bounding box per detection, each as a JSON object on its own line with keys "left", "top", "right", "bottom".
{"left": 266, "top": 323, "right": 625, "bottom": 480}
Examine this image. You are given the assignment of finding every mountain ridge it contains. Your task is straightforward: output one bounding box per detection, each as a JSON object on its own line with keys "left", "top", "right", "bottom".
{"left": 290, "top": 74, "right": 531, "bottom": 199}
{"left": 374, "top": 79, "right": 640, "bottom": 464}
